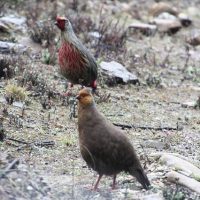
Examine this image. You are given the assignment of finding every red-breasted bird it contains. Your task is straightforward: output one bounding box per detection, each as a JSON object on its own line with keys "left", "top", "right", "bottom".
{"left": 55, "top": 16, "right": 98, "bottom": 92}
{"left": 76, "top": 88, "right": 150, "bottom": 190}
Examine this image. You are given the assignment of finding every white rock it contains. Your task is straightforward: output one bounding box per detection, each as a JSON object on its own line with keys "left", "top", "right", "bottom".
{"left": 88, "top": 31, "right": 101, "bottom": 39}
{"left": 166, "top": 171, "right": 200, "bottom": 194}
{"left": 27, "top": 185, "right": 33, "bottom": 191}
{"left": 13, "top": 101, "right": 25, "bottom": 108}
{"left": 186, "top": 29, "right": 200, "bottom": 46}
{"left": 157, "top": 12, "right": 177, "bottom": 20}
{"left": 128, "top": 22, "right": 157, "bottom": 36}
{"left": 100, "top": 61, "right": 138, "bottom": 85}
{"left": 152, "top": 18, "right": 181, "bottom": 33}
{"left": 178, "top": 13, "right": 192, "bottom": 27}
{"left": 0, "top": 41, "right": 27, "bottom": 54}
{"left": 0, "top": 15, "right": 26, "bottom": 26}
{"left": 149, "top": 2, "right": 178, "bottom": 17}
{"left": 151, "top": 152, "right": 200, "bottom": 181}
{"left": 143, "top": 193, "right": 164, "bottom": 200}
{"left": 189, "top": 86, "right": 200, "bottom": 91}
{"left": 182, "top": 101, "right": 196, "bottom": 108}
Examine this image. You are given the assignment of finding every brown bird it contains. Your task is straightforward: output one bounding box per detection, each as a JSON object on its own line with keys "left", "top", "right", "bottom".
{"left": 55, "top": 16, "right": 98, "bottom": 92}
{"left": 76, "top": 88, "right": 150, "bottom": 190}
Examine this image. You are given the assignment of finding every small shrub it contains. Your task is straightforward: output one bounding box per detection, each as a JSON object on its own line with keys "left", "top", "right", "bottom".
{"left": 28, "top": 20, "right": 56, "bottom": 47}
{"left": 5, "top": 84, "right": 28, "bottom": 103}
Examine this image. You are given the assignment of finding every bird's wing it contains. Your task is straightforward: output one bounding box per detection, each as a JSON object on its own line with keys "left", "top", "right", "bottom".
{"left": 75, "top": 40, "right": 98, "bottom": 80}
{"left": 83, "top": 116, "right": 138, "bottom": 170}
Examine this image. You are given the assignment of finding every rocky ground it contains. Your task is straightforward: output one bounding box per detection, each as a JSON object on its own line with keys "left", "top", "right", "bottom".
{"left": 0, "top": 0, "right": 200, "bottom": 199}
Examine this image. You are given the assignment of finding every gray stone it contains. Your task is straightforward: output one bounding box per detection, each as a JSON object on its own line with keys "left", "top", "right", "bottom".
{"left": 0, "top": 15, "right": 26, "bottom": 34}
{"left": 152, "top": 153, "right": 200, "bottom": 181}
{"left": 182, "top": 101, "right": 196, "bottom": 108}
{"left": 88, "top": 31, "right": 101, "bottom": 39}
{"left": 166, "top": 171, "right": 200, "bottom": 194}
{"left": 0, "top": 21, "right": 10, "bottom": 33}
{"left": 0, "top": 41, "right": 27, "bottom": 54}
{"left": 149, "top": 2, "right": 178, "bottom": 17}
{"left": 152, "top": 18, "right": 182, "bottom": 34}
{"left": 157, "top": 12, "right": 177, "bottom": 20}
{"left": 143, "top": 193, "right": 164, "bottom": 200}
{"left": 100, "top": 61, "right": 139, "bottom": 86}
{"left": 13, "top": 101, "right": 25, "bottom": 108}
{"left": 178, "top": 13, "right": 192, "bottom": 27}
{"left": 128, "top": 22, "right": 157, "bottom": 36}
{"left": 186, "top": 29, "right": 200, "bottom": 46}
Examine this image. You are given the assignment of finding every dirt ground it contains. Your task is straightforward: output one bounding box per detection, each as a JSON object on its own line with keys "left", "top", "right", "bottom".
{"left": 0, "top": 0, "right": 200, "bottom": 199}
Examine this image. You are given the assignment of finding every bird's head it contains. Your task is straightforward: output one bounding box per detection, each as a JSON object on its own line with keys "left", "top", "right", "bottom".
{"left": 76, "top": 88, "right": 94, "bottom": 107}
{"left": 55, "top": 16, "right": 73, "bottom": 32}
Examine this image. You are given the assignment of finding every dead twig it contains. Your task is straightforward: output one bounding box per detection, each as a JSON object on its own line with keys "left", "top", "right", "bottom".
{"left": 0, "top": 158, "right": 20, "bottom": 179}
{"left": 29, "top": 181, "right": 46, "bottom": 196}
{"left": 183, "top": 45, "right": 190, "bottom": 71}
{"left": 113, "top": 123, "right": 183, "bottom": 131}
{"left": 5, "top": 137, "right": 55, "bottom": 148}
{"left": 34, "top": 140, "right": 55, "bottom": 147}
{"left": 6, "top": 137, "right": 30, "bottom": 144}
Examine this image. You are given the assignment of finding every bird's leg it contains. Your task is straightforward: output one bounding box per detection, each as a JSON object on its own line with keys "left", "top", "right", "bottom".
{"left": 111, "top": 175, "right": 117, "bottom": 190}
{"left": 93, "top": 174, "right": 103, "bottom": 190}
{"left": 92, "top": 88, "right": 100, "bottom": 97}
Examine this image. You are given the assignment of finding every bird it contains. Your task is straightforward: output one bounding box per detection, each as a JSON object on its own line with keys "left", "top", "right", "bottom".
{"left": 76, "top": 88, "right": 150, "bottom": 190}
{"left": 55, "top": 16, "right": 98, "bottom": 93}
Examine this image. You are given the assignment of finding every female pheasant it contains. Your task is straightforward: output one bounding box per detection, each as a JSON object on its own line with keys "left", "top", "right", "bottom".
{"left": 77, "top": 88, "right": 150, "bottom": 190}
{"left": 55, "top": 16, "right": 98, "bottom": 91}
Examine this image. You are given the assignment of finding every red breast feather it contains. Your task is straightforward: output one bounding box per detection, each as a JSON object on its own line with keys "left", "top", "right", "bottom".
{"left": 59, "top": 42, "right": 88, "bottom": 85}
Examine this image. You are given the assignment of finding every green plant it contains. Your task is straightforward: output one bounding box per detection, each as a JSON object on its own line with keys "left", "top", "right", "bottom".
{"left": 42, "top": 48, "right": 56, "bottom": 65}
{"left": 42, "top": 49, "right": 51, "bottom": 64}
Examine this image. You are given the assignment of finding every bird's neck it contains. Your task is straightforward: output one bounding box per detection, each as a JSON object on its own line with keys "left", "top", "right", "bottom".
{"left": 78, "top": 103, "right": 95, "bottom": 112}
{"left": 78, "top": 104, "right": 96, "bottom": 122}
{"left": 78, "top": 104, "right": 97, "bottom": 135}
{"left": 61, "top": 31, "right": 68, "bottom": 43}
{"left": 61, "top": 30, "right": 78, "bottom": 45}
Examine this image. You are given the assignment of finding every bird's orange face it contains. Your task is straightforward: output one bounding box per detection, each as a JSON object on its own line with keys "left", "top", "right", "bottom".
{"left": 55, "top": 16, "right": 69, "bottom": 31}
{"left": 76, "top": 88, "right": 94, "bottom": 106}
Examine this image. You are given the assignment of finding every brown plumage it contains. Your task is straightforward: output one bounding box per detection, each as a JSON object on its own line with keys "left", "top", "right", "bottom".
{"left": 76, "top": 88, "right": 150, "bottom": 190}
{"left": 55, "top": 16, "right": 98, "bottom": 91}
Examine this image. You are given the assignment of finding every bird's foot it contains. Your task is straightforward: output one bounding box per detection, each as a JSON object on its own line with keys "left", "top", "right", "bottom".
{"left": 92, "top": 186, "right": 101, "bottom": 192}
{"left": 110, "top": 175, "right": 118, "bottom": 190}
{"left": 83, "top": 185, "right": 100, "bottom": 192}
{"left": 111, "top": 184, "right": 118, "bottom": 190}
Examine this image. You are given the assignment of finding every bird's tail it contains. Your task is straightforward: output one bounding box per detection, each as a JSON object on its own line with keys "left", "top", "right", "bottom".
{"left": 128, "top": 167, "right": 150, "bottom": 190}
